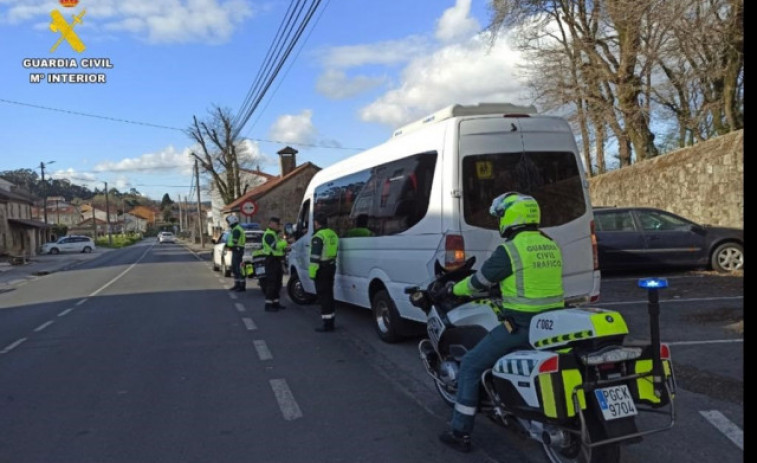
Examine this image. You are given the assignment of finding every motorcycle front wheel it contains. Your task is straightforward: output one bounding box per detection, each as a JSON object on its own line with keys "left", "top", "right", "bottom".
{"left": 434, "top": 380, "right": 456, "bottom": 407}
{"left": 542, "top": 436, "right": 620, "bottom": 463}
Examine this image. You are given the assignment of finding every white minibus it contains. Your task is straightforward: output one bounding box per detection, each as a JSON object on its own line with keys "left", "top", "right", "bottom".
{"left": 286, "top": 103, "right": 600, "bottom": 342}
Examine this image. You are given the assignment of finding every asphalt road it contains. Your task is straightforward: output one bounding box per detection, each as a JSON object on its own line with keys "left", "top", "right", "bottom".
{"left": 0, "top": 240, "right": 743, "bottom": 462}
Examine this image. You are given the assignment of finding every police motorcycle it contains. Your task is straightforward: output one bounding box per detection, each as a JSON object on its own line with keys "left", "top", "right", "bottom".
{"left": 404, "top": 257, "right": 676, "bottom": 463}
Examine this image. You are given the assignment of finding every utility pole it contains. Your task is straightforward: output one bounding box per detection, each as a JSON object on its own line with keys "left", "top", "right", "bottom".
{"left": 178, "top": 194, "right": 183, "bottom": 233}
{"left": 91, "top": 202, "right": 96, "bottom": 238}
{"left": 39, "top": 160, "right": 55, "bottom": 243}
{"left": 194, "top": 159, "right": 204, "bottom": 248}
{"left": 104, "top": 181, "right": 112, "bottom": 246}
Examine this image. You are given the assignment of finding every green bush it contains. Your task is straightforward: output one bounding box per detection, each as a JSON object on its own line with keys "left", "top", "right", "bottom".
{"left": 96, "top": 233, "right": 143, "bottom": 249}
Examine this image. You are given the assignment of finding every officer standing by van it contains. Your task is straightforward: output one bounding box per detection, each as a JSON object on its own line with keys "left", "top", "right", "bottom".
{"left": 225, "top": 214, "right": 247, "bottom": 292}
{"left": 309, "top": 214, "right": 339, "bottom": 332}
{"left": 261, "top": 217, "right": 288, "bottom": 312}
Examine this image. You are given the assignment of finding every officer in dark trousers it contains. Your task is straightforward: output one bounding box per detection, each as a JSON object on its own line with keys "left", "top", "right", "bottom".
{"left": 309, "top": 214, "right": 339, "bottom": 332}
{"left": 438, "top": 192, "right": 565, "bottom": 453}
{"left": 225, "top": 214, "right": 247, "bottom": 292}
{"left": 261, "top": 216, "right": 288, "bottom": 311}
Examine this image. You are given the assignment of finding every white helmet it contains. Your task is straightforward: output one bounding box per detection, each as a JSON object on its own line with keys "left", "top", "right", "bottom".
{"left": 225, "top": 215, "right": 239, "bottom": 226}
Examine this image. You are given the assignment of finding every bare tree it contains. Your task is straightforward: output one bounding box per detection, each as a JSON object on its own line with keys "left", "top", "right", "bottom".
{"left": 186, "top": 106, "right": 260, "bottom": 205}
{"left": 651, "top": 0, "right": 743, "bottom": 146}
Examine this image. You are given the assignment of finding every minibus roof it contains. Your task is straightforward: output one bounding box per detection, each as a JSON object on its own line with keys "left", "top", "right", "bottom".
{"left": 391, "top": 102, "right": 538, "bottom": 139}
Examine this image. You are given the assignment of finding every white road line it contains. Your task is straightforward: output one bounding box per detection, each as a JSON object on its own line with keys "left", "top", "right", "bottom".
{"left": 242, "top": 317, "right": 257, "bottom": 331}
{"left": 229, "top": 293, "right": 238, "bottom": 300}
{"left": 88, "top": 245, "right": 152, "bottom": 298}
{"left": 75, "top": 299, "right": 87, "bottom": 306}
{"left": 668, "top": 339, "right": 743, "bottom": 346}
{"left": 33, "top": 321, "right": 54, "bottom": 332}
{"left": 269, "top": 379, "right": 303, "bottom": 421}
{"left": 235, "top": 303, "right": 246, "bottom": 313}
{"left": 0, "top": 337, "right": 27, "bottom": 354}
{"left": 700, "top": 410, "right": 743, "bottom": 450}
{"left": 253, "top": 340, "right": 272, "bottom": 360}
{"left": 57, "top": 308, "right": 73, "bottom": 317}
{"left": 597, "top": 295, "right": 742, "bottom": 306}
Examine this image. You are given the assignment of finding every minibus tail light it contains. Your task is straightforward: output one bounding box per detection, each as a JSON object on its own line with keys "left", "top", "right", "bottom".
{"left": 445, "top": 234, "right": 465, "bottom": 269}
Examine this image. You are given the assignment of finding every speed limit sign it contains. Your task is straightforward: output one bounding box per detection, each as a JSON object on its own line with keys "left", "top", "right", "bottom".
{"left": 240, "top": 200, "right": 257, "bottom": 217}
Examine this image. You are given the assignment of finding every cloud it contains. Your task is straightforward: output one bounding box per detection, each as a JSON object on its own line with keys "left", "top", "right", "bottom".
{"left": 315, "top": 69, "right": 386, "bottom": 100}
{"left": 268, "top": 110, "right": 316, "bottom": 146}
{"left": 314, "top": 36, "right": 430, "bottom": 100}
{"left": 0, "top": 0, "right": 254, "bottom": 44}
{"left": 359, "top": 32, "right": 529, "bottom": 127}
{"left": 435, "top": 0, "right": 480, "bottom": 43}
{"left": 93, "top": 145, "right": 195, "bottom": 175}
{"left": 318, "top": 36, "right": 430, "bottom": 69}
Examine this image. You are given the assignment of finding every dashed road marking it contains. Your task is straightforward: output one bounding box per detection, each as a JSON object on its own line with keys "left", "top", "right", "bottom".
{"left": 229, "top": 293, "right": 238, "bottom": 300}
{"left": 253, "top": 340, "right": 272, "bottom": 360}
{"left": 75, "top": 299, "right": 87, "bottom": 306}
{"left": 58, "top": 308, "right": 73, "bottom": 317}
{"left": 1, "top": 338, "right": 27, "bottom": 354}
{"left": 700, "top": 410, "right": 743, "bottom": 450}
{"left": 270, "top": 379, "right": 302, "bottom": 421}
{"left": 242, "top": 317, "right": 257, "bottom": 331}
{"left": 235, "top": 303, "right": 245, "bottom": 313}
{"left": 33, "top": 321, "right": 54, "bottom": 332}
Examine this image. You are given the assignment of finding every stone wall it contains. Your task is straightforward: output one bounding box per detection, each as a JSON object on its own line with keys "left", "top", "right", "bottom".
{"left": 253, "top": 164, "right": 320, "bottom": 225}
{"left": 589, "top": 130, "right": 743, "bottom": 229}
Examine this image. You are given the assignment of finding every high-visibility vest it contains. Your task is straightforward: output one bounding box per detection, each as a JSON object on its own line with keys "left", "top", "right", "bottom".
{"left": 498, "top": 231, "right": 564, "bottom": 313}
{"left": 262, "top": 228, "right": 286, "bottom": 257}
{"left": 309, "top": 227, "right": 339, "bottom": 278}
{"left": 226, "top": 224, "right": 246, "bottom": 248}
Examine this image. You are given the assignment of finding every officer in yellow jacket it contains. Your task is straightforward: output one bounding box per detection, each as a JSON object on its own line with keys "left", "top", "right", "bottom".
{"left": 309, "top": 213, "right": 339, "bottom": 332}
{"left": 438, "top": 192, "right": 565, "bottom": 453}
{"left": 261, "top": 217, "right": 289, "bottom": 312}
{"left": 225, "top": 214, "right": 247, "bottom": 292}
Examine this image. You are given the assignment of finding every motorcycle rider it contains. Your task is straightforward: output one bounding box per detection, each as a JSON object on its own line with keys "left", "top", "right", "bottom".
{"left": 225, "top": 214, "right": 247, "bottom": 292}
{"left": 439, "top": 192, "right": 565, "bottom": 453}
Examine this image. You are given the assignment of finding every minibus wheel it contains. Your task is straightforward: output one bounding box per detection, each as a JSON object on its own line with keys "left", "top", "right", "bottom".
{"left": 287, "top": 272, "right": 316, "bottom": 305}
{"left": 372, "top": 290, "right": 404, "bottom": 343}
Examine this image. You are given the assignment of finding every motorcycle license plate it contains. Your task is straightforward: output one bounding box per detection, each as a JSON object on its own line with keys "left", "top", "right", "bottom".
{"left": 254, "top": 265, "right": 266, "bottom": 276}
{"left": 594, "top": 385, "right": 638, "bottom": 421}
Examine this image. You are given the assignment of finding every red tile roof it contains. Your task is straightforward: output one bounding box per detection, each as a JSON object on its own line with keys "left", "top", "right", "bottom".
{"left": 223, "top": 162, "right": 319, "bottom": 212}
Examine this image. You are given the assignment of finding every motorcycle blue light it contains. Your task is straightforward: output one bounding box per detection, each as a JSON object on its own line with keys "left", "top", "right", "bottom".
{"left": 637, "top": 277, "right": 668, "bottom": 289}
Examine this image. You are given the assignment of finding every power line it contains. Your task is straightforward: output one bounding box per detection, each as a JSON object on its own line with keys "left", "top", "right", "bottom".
{"left": 0, "top": 97, "right": 364, "bottom": 151}
{"left": 0, "top": 98, "right": 185, "bottom": 131}
{"left": 243, "top": 0, "right": 332, "bottom": 136}
{"left": 232, "top": 0, "right": 323, "bottom": 140}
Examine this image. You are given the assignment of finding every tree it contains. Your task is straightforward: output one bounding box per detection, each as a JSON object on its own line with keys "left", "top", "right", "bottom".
{"left": 160, "top": 193, "right": 174, "bottom": 209}
{"left": 186, "top": 105, "right": 262, "bottom": 205}
{"left": 486, "top": 0, "right": 742, "bottom": 172}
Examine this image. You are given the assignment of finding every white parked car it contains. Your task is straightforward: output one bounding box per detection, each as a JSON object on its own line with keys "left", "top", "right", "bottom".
{"left": 158, "top": 231, "right": 176, "bottom": 244}
{"left": 212, "top": 230, "right": 264, "bottom": 277}
{"left": 40, "top": 235, "right": 96, "bottom": 255}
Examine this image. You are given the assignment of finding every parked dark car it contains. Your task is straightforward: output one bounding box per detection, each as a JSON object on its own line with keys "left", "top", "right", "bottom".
{"left": 593, "top": 206, "right": 743, "bottom": 273}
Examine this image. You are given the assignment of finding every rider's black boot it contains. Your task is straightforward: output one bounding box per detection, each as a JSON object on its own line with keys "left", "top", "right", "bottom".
{"left": 439, "top": 430, "right": 471, "bottom": 453}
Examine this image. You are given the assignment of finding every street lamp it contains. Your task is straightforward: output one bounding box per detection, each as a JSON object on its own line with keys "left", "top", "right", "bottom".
{"left": 39, "top": 160, "right": 55, "bottom": 242}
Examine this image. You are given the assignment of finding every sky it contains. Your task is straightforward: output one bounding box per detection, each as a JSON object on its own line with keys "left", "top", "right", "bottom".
{"left": 0, "top": 0, "right": 531, "bottom": 202}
